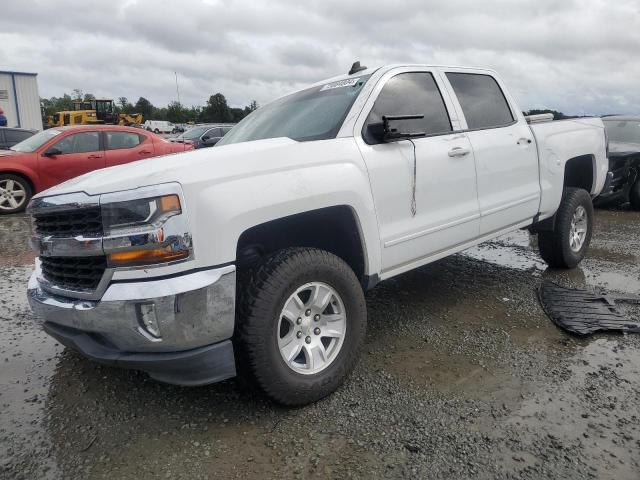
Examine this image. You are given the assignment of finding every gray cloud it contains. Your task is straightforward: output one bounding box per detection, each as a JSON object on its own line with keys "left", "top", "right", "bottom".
{"left": 1, "top": 0, "right": 638, "bottom": 114}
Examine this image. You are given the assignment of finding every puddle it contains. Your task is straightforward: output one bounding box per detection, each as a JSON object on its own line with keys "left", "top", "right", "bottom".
{"left": 503, "top": 338, "right": 640, "bottom": 479}
{"left": 464, "top": 227, "right": 640, "bottom": 295}
{"left": 365, "top": 282, "right": 566, "bottom": 409}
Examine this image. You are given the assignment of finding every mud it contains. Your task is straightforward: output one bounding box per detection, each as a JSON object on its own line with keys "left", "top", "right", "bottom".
{"left": 1, "top": 207, "right": 639, "bottom": 479}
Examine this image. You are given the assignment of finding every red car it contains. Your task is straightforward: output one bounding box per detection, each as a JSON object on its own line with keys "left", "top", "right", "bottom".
{"left": 0, "top": 125, "right": 193, "bottom": 214}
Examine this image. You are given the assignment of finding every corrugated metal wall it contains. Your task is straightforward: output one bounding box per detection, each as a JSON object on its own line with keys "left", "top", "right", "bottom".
{"left": 0, "top": 72, "right": 43, "bottom": 131}
{"left": 14, "top": 75, "right": 42, "bottom": 131}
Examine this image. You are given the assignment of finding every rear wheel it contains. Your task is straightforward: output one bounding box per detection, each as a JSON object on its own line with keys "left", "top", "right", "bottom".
{"left": 538, "top": 188, "right": 593, "bottom": 268}
{"left": 629, "top": 179, "right": 640, "bottom": 211}
{"left": 0, "top": 174, "right": 32, "bottom": 214}
{"left": 153, "top": 128, "right": 160, "bottom": 134}
{"left": 235, "top": 248, "right": 366, "bottom": 406}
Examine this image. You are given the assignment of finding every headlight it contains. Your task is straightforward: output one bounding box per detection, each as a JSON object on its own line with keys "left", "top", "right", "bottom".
{"left": 102, "top": 195, "right": 181, "bottom": 235}
{"left": 101, "top": 192, "right": 192, "bottom": 268}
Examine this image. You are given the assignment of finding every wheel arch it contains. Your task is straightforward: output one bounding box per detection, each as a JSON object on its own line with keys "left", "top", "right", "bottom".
{"left": 236, "top": 205, "right": 371, "bottom": 287}
{"left": 0, "top": 170, "right": 36, "bottom": 194}
{"left": 564, "top": 154, "right": 596, "bottom": 194}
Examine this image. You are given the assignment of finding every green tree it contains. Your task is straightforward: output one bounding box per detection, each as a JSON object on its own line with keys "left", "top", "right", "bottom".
{"left": 202, "top": 93, "right": 232, "bottom": 123}
{"left": 525, "top": 109, "right": 572, "bottom": 120}
{"left": 229, "top": 107, "right": 245, "bottom": 123}
{"left": 134, "top": 97, "right": 154, "bottom": 119}
{"left": 42, "top": 93, "right": 74, "bottom": 116}
{"left": 166, "top": 101, "right": 184, "bottom": 123}
{"left": 117, "top": 97, "right": 134, "bottom": 113}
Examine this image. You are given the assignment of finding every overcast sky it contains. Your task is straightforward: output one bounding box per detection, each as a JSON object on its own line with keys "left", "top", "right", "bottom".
{"left": 1, "top": 0, "right": 638, "bottom": 114}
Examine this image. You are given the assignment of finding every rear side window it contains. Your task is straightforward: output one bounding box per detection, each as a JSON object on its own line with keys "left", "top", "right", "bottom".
{"left": 5, "top": 130, "right": 33, "bottom": 144}
{"left": 53, "top": 132, "right": 100, "bottom": 154}
{"left": 106, "top": 131, "right": 143, "bottom": 150}
{"left": 446, "top": 73, "right": 514, "bottom": 129}
{"left": 365, "top": 72, "right": 452, "bottom": 143}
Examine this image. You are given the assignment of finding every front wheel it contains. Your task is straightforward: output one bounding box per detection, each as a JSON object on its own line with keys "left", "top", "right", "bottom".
{"left": 235, "top": 248, "right": 366, "bottom": 406}
{"left": 0, "top": 174, "right": 32, "bottom": 214}
{"left": 538, "top": 188, "right": 594, "bottom": 268}
{"left": 629, "top": 179, "right": 640, "bottom": 211}
{"left": 153, "top": 128, "right": 160, "bottom": 134}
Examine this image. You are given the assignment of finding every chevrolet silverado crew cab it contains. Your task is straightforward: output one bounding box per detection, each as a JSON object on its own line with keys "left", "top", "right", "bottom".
{"left": 27, "top": 64, "right": 608, "bottom": 405}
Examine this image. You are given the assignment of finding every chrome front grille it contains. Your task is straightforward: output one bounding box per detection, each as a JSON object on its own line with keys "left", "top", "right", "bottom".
{"left": 40, "top": 255, "right": 107, "bottom": 291}
{"left": 34, "top": 208, "right": 103, "bottom": 238}
{"left": 28, "top": 185, "right": 190, "bottom": 300}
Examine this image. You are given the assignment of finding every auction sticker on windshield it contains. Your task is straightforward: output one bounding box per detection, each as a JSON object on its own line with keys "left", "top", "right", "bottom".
{"left": 320, "top": 78, "right": 362, "bottom": 91}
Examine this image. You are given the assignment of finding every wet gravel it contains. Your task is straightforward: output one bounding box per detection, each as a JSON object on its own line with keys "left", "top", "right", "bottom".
{"left": 1, "top": 206, "right": 640, "bottom": 479}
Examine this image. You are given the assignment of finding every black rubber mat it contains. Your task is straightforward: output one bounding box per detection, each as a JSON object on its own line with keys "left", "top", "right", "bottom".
{"left": 538, "top": 282, "right": 640, "bottom": 336}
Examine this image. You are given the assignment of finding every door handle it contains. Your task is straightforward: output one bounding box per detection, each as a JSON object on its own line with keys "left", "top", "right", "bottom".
{"left": 87, "top": 154, "right": 102, "bottom": 159}
{"left": 448, "top": 147, "right": 470, "bottom": 158}
{"left": 518, "top": 138, "right": 533, "bottom": 145}
{"left": 138, "top": 150, "right": 152, "bottom": 155}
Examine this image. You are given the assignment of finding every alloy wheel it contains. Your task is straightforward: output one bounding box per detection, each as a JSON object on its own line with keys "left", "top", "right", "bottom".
{"left": 277, "top": 282, "right": 347, "bottom": 375}
{"left": 0, "top": 179, "right": 27, "bottom": 211}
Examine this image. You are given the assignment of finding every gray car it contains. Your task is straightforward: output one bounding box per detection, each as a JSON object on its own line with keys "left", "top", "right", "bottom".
{"left": 170, "top": 124, "right": 234, "bottom": 149}
{"left": 0, "top": 127, "right": 37, "bottom": 150}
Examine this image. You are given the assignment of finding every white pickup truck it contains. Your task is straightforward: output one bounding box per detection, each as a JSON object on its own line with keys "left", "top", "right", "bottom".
{"left": 27, "top": 63, "right": 608, "bottom": 405}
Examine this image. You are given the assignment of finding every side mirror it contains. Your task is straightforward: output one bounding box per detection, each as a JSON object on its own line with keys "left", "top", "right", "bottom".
{"left": 43, "top": 147, "right": 62, "bottom": 157}
{"left": 201, "top": 135, "right": 210, "bottom": 141}
{"left": 366, "top": 114, "right": 426, "bottom": 143}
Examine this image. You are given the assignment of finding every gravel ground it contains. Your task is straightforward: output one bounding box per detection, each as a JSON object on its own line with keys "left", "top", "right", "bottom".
{"left": 1, "top": 206, "right": 639, "bottom": 479}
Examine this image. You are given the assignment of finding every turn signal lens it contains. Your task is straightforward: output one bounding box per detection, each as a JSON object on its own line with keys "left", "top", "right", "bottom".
{"left": 108, "top": 246, "right": 189, "bottom": 266}
{"left": 160, "top": 194, "right": 181, "bottom": 213}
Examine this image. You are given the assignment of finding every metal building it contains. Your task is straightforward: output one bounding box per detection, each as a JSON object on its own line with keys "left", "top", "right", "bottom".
{"left": 0, "top": 71, "right": 43, "bottom": 131}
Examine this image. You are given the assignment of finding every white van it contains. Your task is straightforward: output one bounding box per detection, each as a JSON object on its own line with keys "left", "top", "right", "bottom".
{"left": 143, "top": 120, "right": 175, "bottom": 134}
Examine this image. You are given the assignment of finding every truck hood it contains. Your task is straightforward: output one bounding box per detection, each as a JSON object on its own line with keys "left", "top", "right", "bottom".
{"left": 33, "top": 137, "right": 301, "bottom": 198}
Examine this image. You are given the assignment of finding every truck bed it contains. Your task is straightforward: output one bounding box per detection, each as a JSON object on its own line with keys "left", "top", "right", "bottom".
{"left": 529, "top": 117, "right": 608, "bottom": 219}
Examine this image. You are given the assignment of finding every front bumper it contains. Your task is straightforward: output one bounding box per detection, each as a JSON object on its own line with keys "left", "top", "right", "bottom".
{"left": 28, "top": 264, "right": 238, "bottom": 385}
{"left": 42, "top": 322, "right": 235, "bottom": 386}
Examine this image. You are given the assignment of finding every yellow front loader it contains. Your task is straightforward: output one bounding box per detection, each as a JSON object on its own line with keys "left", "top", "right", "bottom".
{"left": 47, "top": 99, "right": 143, "bottom": 128}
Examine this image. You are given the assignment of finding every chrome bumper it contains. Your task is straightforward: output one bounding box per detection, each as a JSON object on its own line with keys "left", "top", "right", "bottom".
{"left": 28, "top": 264, "right": 236, "bottom": 353}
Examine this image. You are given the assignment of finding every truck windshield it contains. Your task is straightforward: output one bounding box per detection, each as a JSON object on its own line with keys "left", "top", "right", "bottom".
{"left": 604, "top": 120, "right": 640, "bottom": 144}
{"left": 218, "top": 75, "right": 371, "bottom": 145}
{"left": 10, "top": 129, "right": 62, "bottom": 153}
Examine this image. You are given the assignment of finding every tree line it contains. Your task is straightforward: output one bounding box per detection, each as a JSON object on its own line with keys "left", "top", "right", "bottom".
{"left": 39, "top": 93, "right": 574, "bottom": 125}
{"left": 524, "top": 109, "right": 573, "bottom": 120}
{"left": 41, "top": 89, "right": 259, "bottom": 124}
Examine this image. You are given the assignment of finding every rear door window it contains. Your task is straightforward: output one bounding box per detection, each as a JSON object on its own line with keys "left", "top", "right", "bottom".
{"left": 446, "top": 73, "right": 514, "bottom": 129}
{"left": 364, "top": 72, "right": 452, "bottom": 143}
{"left": 106, "top": 131, "right": 143, "bottom": 150}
